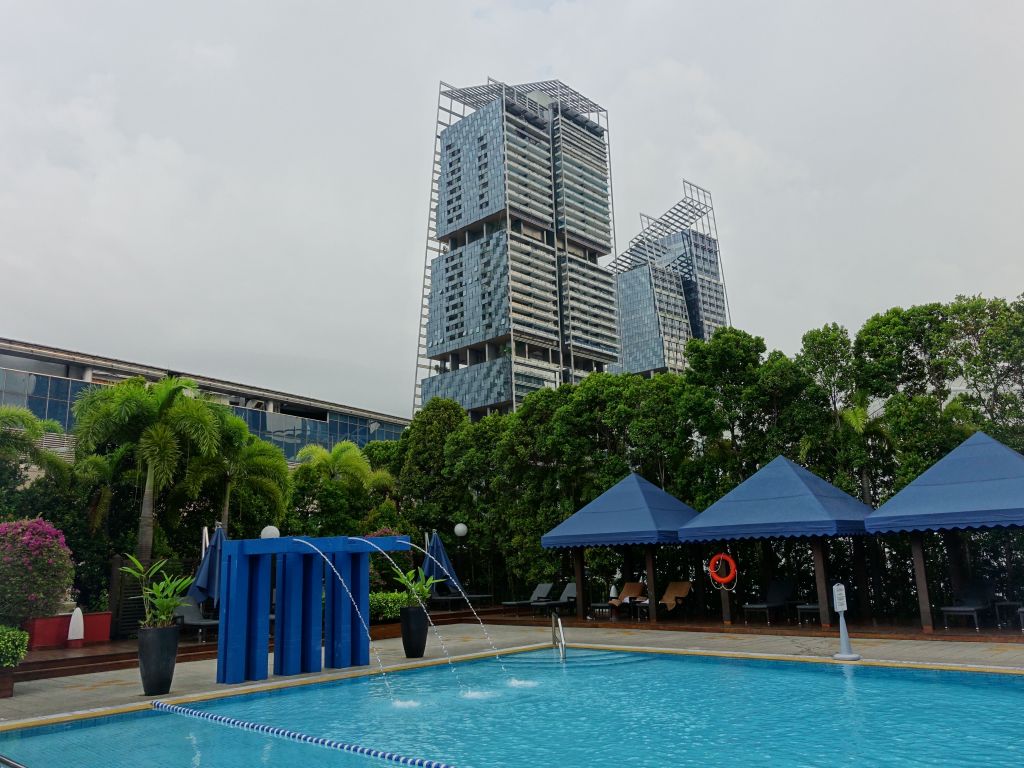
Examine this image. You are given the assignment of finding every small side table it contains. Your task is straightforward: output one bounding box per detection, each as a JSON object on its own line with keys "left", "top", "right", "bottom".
{"left": 995, "top": 600, "right": 1021, "bottom": 628}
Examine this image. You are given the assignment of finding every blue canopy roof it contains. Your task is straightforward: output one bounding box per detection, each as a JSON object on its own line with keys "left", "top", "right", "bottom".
{"left": 677, "top": 456, "right": 872, "bottom": 541}
{"left": 541, "top": 473, "right": 699, "bottom": 548}
{"left": 866, "top": 431, "right": 1024, "bottom": 533}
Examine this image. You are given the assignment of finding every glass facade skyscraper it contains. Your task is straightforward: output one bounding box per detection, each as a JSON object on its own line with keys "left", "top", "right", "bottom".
{"left": 610, "top": 181, "right": 730, "bottom": 375}
{"left": 415, "top": 79, "right": 618, "bottom": 418}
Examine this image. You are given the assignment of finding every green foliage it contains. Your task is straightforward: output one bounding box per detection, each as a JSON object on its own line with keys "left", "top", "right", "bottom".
{"left": 119, "top": 554, "right": 193, "bottom": 628}
{"left": 0, "top": 518, "right": 75, "bottom": 625}
{"left": 0, "top": 405, "right": 67, "bottom": 482}
{"left": 368, "top": 591, "right": 405, "bottom": 622}
{"left": 0, "top": 625, "right": 29, "bottom": 669}
{"left": 391, "top": 566, "right": 442, "bottom": 608}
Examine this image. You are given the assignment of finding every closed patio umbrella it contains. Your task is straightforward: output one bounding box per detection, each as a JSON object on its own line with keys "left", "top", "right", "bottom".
{"left": 422, "top": 530, "right": 463, "bottom": 595}
{"left": 189, "top": 526, "right": 226, "bottom": 606}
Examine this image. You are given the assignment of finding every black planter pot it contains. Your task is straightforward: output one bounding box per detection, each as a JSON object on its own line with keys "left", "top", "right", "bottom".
{"left": 138, "top": 625, "right": 180, "bottom": 696}
{"left": 399, "top": 606, "right": 428, "bottom": 658}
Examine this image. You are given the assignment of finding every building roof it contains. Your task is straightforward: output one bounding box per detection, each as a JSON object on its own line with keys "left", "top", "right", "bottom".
{"left": 541, "top": 473, "right": 699, "bottom": 548}
{"left": 865, "top": 431, "right": 1024, "bottom": 533}
{"left": 442, "top": 78, "right": 606, "bottom": 117}
{"left": 0, "top": 336, "right": 409, "bottom": 425}
{"left": 677, "top": 456, "right": 872, "bottom": 541}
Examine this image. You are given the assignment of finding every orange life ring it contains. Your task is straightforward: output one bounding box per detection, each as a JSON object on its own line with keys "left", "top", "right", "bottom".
{"left": 709, "top": 553, "right": 737, "bottom": 585}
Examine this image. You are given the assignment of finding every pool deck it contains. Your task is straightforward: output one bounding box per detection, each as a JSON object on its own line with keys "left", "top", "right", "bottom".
{"left": 5, "top": 623, "right": 1024, "bottom": 729}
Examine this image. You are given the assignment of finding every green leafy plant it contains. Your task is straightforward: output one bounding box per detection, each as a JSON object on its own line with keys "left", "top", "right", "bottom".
{"left": 120, "top": 554, "right": 193, "bottom": 628}
{"left": 368, "top": 591, "right": 405, "bottom": 622}
{"left": 0, "top": 625, "right": 29, "bottom": 669}
{"left": 391, "top": 566, "right": 442, "bottom": 609}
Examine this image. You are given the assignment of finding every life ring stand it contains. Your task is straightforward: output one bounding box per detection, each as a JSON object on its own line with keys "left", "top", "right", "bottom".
{"left": 708, "top": 552, "right": 738, "bottom": 591}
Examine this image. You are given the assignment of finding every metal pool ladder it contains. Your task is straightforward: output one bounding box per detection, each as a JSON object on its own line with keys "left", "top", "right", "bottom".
{"left": 0, "top": 752, "right": 29, "bottom": 768}
{"left": 551, "top": 612, "right": 566, "bottom": 661}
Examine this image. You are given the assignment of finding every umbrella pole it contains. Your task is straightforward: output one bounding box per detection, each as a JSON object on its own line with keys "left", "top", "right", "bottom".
{"left": 811, "top": 537, "right": 831, "bottom": 629}
{"left": 645, "top": 545, "right": 658, "bottom": 624}
{"left": 574, "top": 548, "right": 586, "bottom": 620}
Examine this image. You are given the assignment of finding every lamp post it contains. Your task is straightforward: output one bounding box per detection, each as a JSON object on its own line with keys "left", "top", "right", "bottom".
{"left": 454, "top": 523, "right": 468, "bottom": 585}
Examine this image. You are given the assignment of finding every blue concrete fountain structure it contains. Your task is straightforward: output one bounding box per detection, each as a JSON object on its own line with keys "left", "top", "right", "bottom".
{"left": 216, "top": 535, "right": 410, "bottom": 684}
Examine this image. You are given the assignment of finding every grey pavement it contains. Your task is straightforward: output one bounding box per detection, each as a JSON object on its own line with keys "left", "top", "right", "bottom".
{"left": 3, "top": 623, "right": 1024, "bottom": 727}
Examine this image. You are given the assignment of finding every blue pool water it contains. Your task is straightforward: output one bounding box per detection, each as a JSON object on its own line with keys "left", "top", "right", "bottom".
{"left": 3, "top": 648, "right": 1024, "bottom": 767}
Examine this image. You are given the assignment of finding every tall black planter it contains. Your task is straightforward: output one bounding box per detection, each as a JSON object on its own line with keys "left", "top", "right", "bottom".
{"left": 138, "top": 625, "right": 180, "bottom": 696}
{"left": 400, "top": 606, "right": 428, "bottom": 659}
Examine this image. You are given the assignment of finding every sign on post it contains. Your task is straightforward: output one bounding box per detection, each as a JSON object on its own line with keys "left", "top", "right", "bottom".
{"left": 831, "top": 582, "right": 860, "bottom": 662}
{"left": 832, "top": 583, "right": 848, "bottom": 613}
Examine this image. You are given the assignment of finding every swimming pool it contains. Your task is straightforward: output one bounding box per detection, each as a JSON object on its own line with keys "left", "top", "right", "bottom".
{"left": 3, "top": 647, "right": 1023, "bottom": 767}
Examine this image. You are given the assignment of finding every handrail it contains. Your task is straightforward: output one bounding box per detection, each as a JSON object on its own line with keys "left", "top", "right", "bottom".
{"left": 550, "top": 612, "right": 566, "bottom": 661}
{"left": 0, "top": 753, "right": 29, "bottom": 768}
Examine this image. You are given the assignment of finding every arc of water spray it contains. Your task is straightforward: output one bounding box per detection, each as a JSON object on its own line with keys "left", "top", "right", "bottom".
{"left": 293, "top": 538, "right": 394, "bottom": 700}
{"left": 350, "top": 537, "right": 470, "bottom": 695}
{"left": 405, "top": 541, "right": 509, "bottom": 678}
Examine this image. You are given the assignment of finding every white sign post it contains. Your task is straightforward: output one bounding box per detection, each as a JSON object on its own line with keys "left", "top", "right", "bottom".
{"left": 832, "top": 583, "right": 861, "bottom": 662}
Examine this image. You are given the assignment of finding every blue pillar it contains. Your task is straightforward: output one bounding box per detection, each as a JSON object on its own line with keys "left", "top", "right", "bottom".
{"left": 324, "top": 552, "right": 353, "bottom": 669}
{"left": 301, "top": 554, "right": 323, "bottom": 673}
{"left": 274, "top": 553, "right": 305, "bottom": 676}
{"left": 217, "top": 545, "right": 251, "bottom": 684}
{"left": 349, "top": 552, "right": 370, "bottom": 666}
{"left": 245, "top": 554, "right": 272, "bottom": 681}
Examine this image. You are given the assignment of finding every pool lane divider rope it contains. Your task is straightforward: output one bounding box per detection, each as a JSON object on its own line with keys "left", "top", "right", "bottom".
{"left": 151, "top": 701, "right": 456, "bottom": 768}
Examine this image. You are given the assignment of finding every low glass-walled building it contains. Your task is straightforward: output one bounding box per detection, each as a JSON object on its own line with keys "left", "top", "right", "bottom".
{"left": 0, "top": 338, "right": 408, "bottom": 461}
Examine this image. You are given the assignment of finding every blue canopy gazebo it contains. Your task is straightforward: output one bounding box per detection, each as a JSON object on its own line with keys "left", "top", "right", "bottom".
{"left": 541, "top": 473, "right": 699, "bottom": 622}
{"left": 865, "top": 431, "right": 1024, "bottom": 632}
{"left": 678, "top": 456, "right": 873, "bottom": 627}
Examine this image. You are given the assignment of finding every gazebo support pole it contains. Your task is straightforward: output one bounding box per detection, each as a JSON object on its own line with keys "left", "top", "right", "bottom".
{"left": 645, "top": 544, "right": 658, "bottom": 624}
{"left": 811, "top": 537, "right": 831, "bottom": 629}
{"left": 574, "top": 547, "right": 586, "bottom": 621}
{"left": 910, "top": 532, "right": 933, "bottom": 633}
{"left": 719, "top": 583, "right": 732, "bottom": 625}
{"left": 852, "top": 537, "right": 872, "bottom": 618}
{"left": 689, "top": 543, "right": 705, "bottom": 618}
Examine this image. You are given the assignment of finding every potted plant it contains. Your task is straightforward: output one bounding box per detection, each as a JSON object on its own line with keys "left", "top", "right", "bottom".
{"left": 0, "top": 519, "right": 75, "bottom": 650}
{"left": 392, "top": 566, "right": 442, "bottom": 659}
{"left": 0, "top": 625, "right": 29, "bottom": 698}
{"left": 120, "top": 555, "right": 193, "bottom": 696}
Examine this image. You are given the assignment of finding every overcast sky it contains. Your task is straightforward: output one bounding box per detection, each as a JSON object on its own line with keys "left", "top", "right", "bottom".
{"left": 1, "top": 2, "right": 1022, "bottom": 418}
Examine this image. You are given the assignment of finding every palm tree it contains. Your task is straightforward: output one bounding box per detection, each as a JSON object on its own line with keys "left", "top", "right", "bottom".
{"left": 298, "top": 441, "right": 395, "bottom": 492}
{"left": 182, "top": 413, "right": 289, "bottom": 530}
{"left": 0, "top": 404, "right": 68, "bottom": 481}
{"left": 839, "top": 390, "right": 891, "bottom": 505}
{"left": 74, "top": 444, "right": 134, "bottom": 532}
{"left": 73, "top": 376, "right": 221, "bottom": 562}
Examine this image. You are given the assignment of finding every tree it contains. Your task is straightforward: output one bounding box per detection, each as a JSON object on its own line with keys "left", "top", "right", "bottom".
{"left": 289, "top": 441, "right": 395, "bottom": 536}
{"left": 398, "top": 399, "right": 469, "bottom": 535}
{"left": 73, "top": 376, "right": 221, "bottom": 562}
{"left": 0, "top": 404, "right": 68, "bottom": 481}
{"left": 182, "top": 413, "right": 289, "bottom": 532}
{"left": 797, "top": 323, "right": 855, "bottom": 420}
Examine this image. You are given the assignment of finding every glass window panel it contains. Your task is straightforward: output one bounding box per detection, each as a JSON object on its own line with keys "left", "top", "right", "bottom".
{"left": 48, "top": 378, "right": 70, "bottom": 402}
{"left": 4, "top": 371, "right": 29, "bottom": 396}
{"left": 69, "top": 381, "right": 90, "bottom": 404}
{"left": 46, "top": 399, "right": 69, "bottom": 425}
{"left": 2, "top": 392, "right": 27, "bottom": 408}
{"left": 27, "top": 396, "right": 48, "bottom": 420}
{"left": 30, "top": 375, "right": 49, "bottom": 397}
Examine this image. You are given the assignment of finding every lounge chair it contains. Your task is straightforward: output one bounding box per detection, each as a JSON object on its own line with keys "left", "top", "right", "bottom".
{"left": 174, "top": 596, "right": 219, "bottom": 643}
{"left": 658, "top": 581, "right": 692, "bottom": 615}
{"left": 743, "top": 579, "right": 794, "bottom": 626}
{"left": 796, "top": 587, "right": 849, "bottom": 625}
{"left": 941, "top": 581, "right": 996, "bottom": 632}
{"left": 609, "top": 582, "right": 645, "bottom": 619}
{"left": 532, "top": 583, "right": 577, "bottom": 616}
{"left": 502, "top": 583, "right": 554, "bottom": 616}
{"left": 431, "top": 581, "right": 493, "bottom": 610}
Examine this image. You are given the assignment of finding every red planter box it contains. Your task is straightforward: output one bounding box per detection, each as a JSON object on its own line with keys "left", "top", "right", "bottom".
{"left": 23, "top": 615, "right": 71, "bottom": 650}
{"left": 83, "top": 611, "right": 112, "bottom": 644}
{"left": 23, "top": 611, "right": 113, "bottom": 650}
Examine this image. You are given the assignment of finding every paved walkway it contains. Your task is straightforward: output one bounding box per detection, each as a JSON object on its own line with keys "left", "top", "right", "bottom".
{"left": 4, "top": 623, "right": 1024, "bottom": 728}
